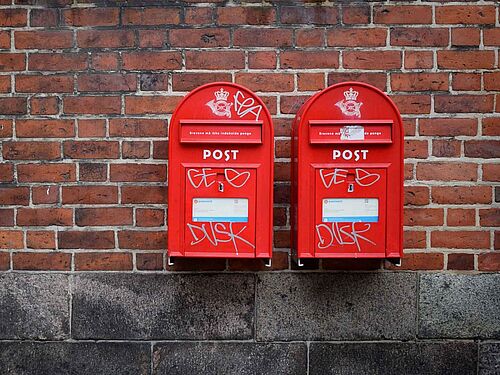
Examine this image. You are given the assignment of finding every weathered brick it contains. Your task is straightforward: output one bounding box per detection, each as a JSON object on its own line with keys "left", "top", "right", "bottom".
{"left": 464, "top": 140, "right": 500, "bottom": 159}
{"left": 0, "top": 209, "right": 14, "bottom": 227}
{"left": 75, "top": 208, "right": 132, "bottom": 226}
{"left": 3, "top": 141, "right": 61, "bottom": 160}
{"left": 13, "top": 253, "right": 71, "bottom": 271}
{"left": 386, "top": 253, "right": 443, "bottom": 271}
{"left": 0, "top": 9, "right": 27, "bottom": 27}
{"left": 484, "top": 28, "right": 500, "bottom": 46}
{"left": 136, "top": 208, "right": 164, "bottom": 227}
{"left": 15, "top": 31, "right": 72, "bottom": 49}
{"left": 0, "top": 187, "right": 29, "bottom": 205}
{"left": 328, "top": 28, "right": 386, "bottom": 47}
{"left": 295, "top": 29, "right": 324, "bottom": 47}
{"left": 91, "top": 53, "right": 119, "bottom": 71}
{"left": 235, "top": 73, "right": 293, "bottom": 92}
{"left": 79, "top": 163, "right": 107, "bottom": 182}
{"left": 0, "top": 53, "right": 25, "bottom": 71}
{"left": 447, "top": 253, "right": 474, "bottom": 271}
{"left": 451, "top": 28, "right": 480, "bottom": 47}
{"left": 110, "top": 164, "right": 166, "bottom": 182}
{"left": 447, "top": 209, "right": 475, "bottom": 227}
{"left": 391, "top": 28, "right": 448, "bottom": 47}
{"left": 75, "top": 252, "right": 132, "bottom": 271}
{"left": 140, "top": 73, "right": 168, "bottom": 91}
{"left": 452, "top": 73, "right": 481, "bottom": 91}
{"left": 30, "top": 97, "right": 59, "bottom": 115}
{"left": 125, "top": 96, "right": 181, "bottom": 115}
{"left": 437, "top": 51, "right": 494, "bottom": 69}
{"left": 478, "top": 253, "right": 500, "bottom": 271}
{"left": 29, "top": 53, "right": 88, "bottom": 71}
{"left": 432, "top": 186, "right": 491, "bottom": 204}
{"left": 16, "top": 119, "right": 75, "bottom": 138}
{"left": 432, "top": 139, "right": 461, "bottom": 158}
{"left": 436, "top": 6, "right": 495, "bottom": 25}
{"left": 16, "top": 75, "right": 74, "bottom": 93}
{"left": 64, "top": 96, "right": 121, "bottom": 115}
{"left": 390, "top": 95, "right": 431, "bottom": 115}
{"left": 432, "top": 231, "right": 490, "bottom": 249}
{"left": 27, "top": 231, "right": 56, "bottom": 249}
{"left": 374, "top": 6, "right": 432, "bottom": 24}
{"left": 0, "top": 164, "right": 14, "bottom": 182}
{"left": 121, "top": 186, "right": 167, "bottom": 204}
{"left": 172, "top": 72, "right": 231, "bottom": 91}
{"left": 32, "top": 186, "right": 59, "bottom": 205}
{"left": 17, "top": 208, "right": 73, "bottom": 226}
{"left": 18, "top": 163, "right": 76, "bottom": 183}
{"left": 328, "top": 72, "right": 386, "bottom": 91}
{"left": 281, "top": 51, "right": 339, "bottom": 69}
{"left": 31, "top": 9, "right": 58, "bottom": 27}
{"left": 122, "top": 7, "right": 180, "bottom": 25}
{"left": 0, "top": 252, "right": 9, "bottom": 270}
{"left": 118, "top": 231, "right": 166, "bottom": 249}
{"left": 391, "top": 73, "right": 448, "bottom": 92}
{"left": 343, "top": 51, "right": 401, "bottom": 70}
{"left": 404, "top": 51, "right": 433, "bottom": 70}
{"left": 78, "top": 74, "right": 136, "bottom": 92}
{"left": 63, "top": 8, "right": 119, "bottom": 26}
{"left": 435, "top": 95, "right": 494, "bottom": 113}
{"left": 484, "top": 72, "right": 500, "bottom": 91}
{"left": 184, "top": 7, "right": 213, "bottom": 25}
{"left": 280, "top": 6, "right": 338, "bottom": 25}
{"left": 404, "top": 208, "right": 444, "bottom": 226}
{"left": 0, "top": 231, "right": 24, "bottom": 249}
{"left": 63, "top": 141, "right": 119, "bottom": 159}
{"left": 109, "top": 118, "right": 167, "bottom": 137}
{"left": 479, "top": 209, "right": 500, "bottom": 227}
{"left": 0, "top": 97, "right": 27, "bottom": 115}
{"left": 417, "top": 162, "right": 477, "bottom": 182}
{"left": 342, "top": 5, "right": 370, "bottom": 24}
{"left": 58, "top": 230, "right": 115, "bottom": 249}
{"left": 185, "top": 50, "right": 244, "bottom": 70}
{"left": 233, "top": 28, "right": 292, "bottom": 47}
{"left": 77, "top": 30, "right": 135, "bottom": 48}
{"left": 77, "top": 119, "right": 106, "bottom": 138}
{"left": 136, "top": 253, "right": 163, "bottom": 270}
{"left": 170, "top": 28, "right": 229, "bottom": 47}
{"left": 122, "top": 141, "right": 149, "bottom": 159}
{"left": 217, "top": 7, "right": 275, "bottom": 25}
{"left": 483, "top": 118, "right": 500, "bottom": 136}
{"left": 403, "top": 231, "right": 426, "bottom": 249}
{"left": 404, "top": 186, "right": 429, "bottom": 206}
{"left": 419, "top": 118, "right": 477, "bottom": 136}
{"left": 62, "top": 186, "right": 118, "bottom": 205}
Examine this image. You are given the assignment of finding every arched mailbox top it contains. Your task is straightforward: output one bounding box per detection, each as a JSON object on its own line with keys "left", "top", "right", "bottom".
{"left": 294, "top": 81, "right": 403, "bottom": 146}
{"left": 170, "top": 82, "right": 273, "bottom": 145}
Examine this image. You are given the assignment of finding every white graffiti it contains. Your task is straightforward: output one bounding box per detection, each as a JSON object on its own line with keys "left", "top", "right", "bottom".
{"left": 206, "top": 88, "right": 232, "bottom": 118}
{"left": 187, "top": 168, "right": 250, "bottom": 189}
{"left": 335, "top": 87, "right": 363, "bottom": 118}
{"left": 319, "top": 168, "right": 380, "bottom": 189}
{"left": 234, "top": 91, "right": 262, "bottom": 121}
{"left": 316, "top": 222, "right": 376, "bottom": 252}
{"left": 187, "top": 222, "right": 255, "bottom": 255}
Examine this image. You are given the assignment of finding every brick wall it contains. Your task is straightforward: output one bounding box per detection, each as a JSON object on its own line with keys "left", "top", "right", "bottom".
{"left": 0, "top": 1, "right": 499, "bottom": 374}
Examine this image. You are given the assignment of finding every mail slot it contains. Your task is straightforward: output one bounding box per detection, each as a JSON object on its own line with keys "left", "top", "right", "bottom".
{"left": 291, "top": 82, "right": 403, "bottom": 263}
{"left": 168, "top": 82, "right": 274, "bottom": 262}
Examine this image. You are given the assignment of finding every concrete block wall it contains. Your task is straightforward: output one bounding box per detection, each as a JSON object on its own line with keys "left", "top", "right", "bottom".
{"left": 0, "top": 0, "right": 498, "bottom": 373}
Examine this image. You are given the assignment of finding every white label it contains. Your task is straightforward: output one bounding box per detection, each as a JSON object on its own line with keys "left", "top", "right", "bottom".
{"left": 193, "top": 198, "right": 248, "bottom": 222}
{"left": 340, "top": 125, "right": 364, "bottom": 140}
{"left": 322, "top": 198, "right": 378, "bottom": 223}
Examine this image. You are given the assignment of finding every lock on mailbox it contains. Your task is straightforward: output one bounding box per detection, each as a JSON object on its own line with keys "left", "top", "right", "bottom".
{"left": 291, "top": 82, "right": 403, "bottom": 264}
{"left": 168, "top": 83, "right": 273, "bottom": 262}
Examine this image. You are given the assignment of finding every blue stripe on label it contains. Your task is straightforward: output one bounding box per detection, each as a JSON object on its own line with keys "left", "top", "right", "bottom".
{"left": 193, "top": 217, "right": 248, "bottom": 223}
{"left": 323, "top": 216, "right": 378, "bottom": 223}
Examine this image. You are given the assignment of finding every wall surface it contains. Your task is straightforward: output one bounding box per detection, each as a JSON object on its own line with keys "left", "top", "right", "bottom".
{"left": 0, "top": 0, "right": 498, "bottom": 374}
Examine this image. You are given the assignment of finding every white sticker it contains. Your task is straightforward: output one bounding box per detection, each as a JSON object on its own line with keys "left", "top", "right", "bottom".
{"left": 322, "top": 198, "right": 378, "bottom": 223}
{"left": 340, "top": 125, "right": 365, "bottom": 141}
{"left": 193, "top": 198, "right": 248, "bottom": 222}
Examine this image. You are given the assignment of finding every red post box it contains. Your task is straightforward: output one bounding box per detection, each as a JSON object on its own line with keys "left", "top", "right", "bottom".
{"left": 168, "top": 82, "right": 273, "bottom": 263}
{"left": 291, "top": 82, "right": 403, "bottom": 264}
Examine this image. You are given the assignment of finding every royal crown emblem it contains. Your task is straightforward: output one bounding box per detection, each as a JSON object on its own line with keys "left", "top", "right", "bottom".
{"left": 335, "top": 87, "right": 363, "bottom": 118}
{"left": 206, "top": 88, "right": 232, "bottom": 118}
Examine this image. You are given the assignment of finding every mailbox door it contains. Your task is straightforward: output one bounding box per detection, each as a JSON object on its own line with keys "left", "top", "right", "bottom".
{"left": 183, "top": 166, "right": 257, "bottom": 257}
{"left": 314, "top": 165, "right": 387, "bottom": 257}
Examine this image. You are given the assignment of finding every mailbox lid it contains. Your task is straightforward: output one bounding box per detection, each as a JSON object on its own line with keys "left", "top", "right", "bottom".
{"left": 180, "top": 120, "right": 262, "bottom": 144}
{"left": 309, "top": 120, "right": 392, "bottom": 144}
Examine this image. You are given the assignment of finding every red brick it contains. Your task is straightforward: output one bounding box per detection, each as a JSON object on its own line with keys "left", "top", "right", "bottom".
{"left": 280, "top": 6, "right": 338, "bottom": 24}
{"left": 447, "top": 209, "right": 476, "bottom": 227}
{"left": 170, "top": 28, "right": 229, "bottom": 47}
{"left": 438, "top": 51, "right": 495, "bottom": 69}
{"left": 417, "top": 162, "right": 477, "bottom": 182}
{"left": 404, "top": 118, "right": 416, "bottom": 137}
{"left": 0, "top": 97, "right": 27, "bottom": 115}
{"left": 64, "top": 96, "right": 121, "bottom": 115}
{"left": 432, "top": 139, "right": 461, "bottom": 158}
{"left": 432, "top": 231, "right": 490, "bottom": 249}
{"left": 374, "top": 5, "right": 432, "bottom": 24}
{"left": 447, "top": 253, "right": 474, "bottom": 271}
{"left": 136, "top": 30, "right": 166, "bottom": 48}
{"left": 405, "top": 51, "right": 433, "bottom": 69}
{"left": 78, "top": 74, "right": 137, "bottom": 92}
{"left": 390, "top": 95, "right": 431, "bottom": 115}
{"left": 480, "top": 209, "right": 500, "bottom": 227}
{"left": 451, "top": 28, "right": 480, "bottom": 46}
{"left": 295, "top": 29, "right": 324, "bottom": 47}
{"left": 64, "top": 141, "right": 119, "bottom": 159}
{"left": 328, "top": 72, "right": 387, "bottom": 91}
{"left": 137, "top": 253, "right": 163, "bottom": 271}
{"left": 275, "top": 162, "right": 290, "bottom": 181}
{"left": 0, "top": 231, "right": 23, "bottom": 249}
{"left": 217, "top": 7, "right": 275, "bottom": 25}
{"left": 136, "top": 208, "right": 164, "bottom": 227}
{"left": 121, "top": 186, "right": 167, "bottom": 204}
{"left": 110, "top": 164, "right": 166, "bottom": 182}
{"left": 122, "top": 7, "right": 180, "bottom": 25}
{"left": 343, "top": 51, "right": 401, "bottom": 70}
{"left": 432, "top": 186, "right": 491, "bottom": 204}
{"left": 172, "top": 72, "right": 231, "bottom": 91}
{"left": 185, "top": 50, "right": 244, "bottom": 70}
{"left": 419, "top": 118, "right": 477, "bottom": 136}
{"left": 279, "top": 95, "right": 307, "bottom": 115}
{"left": 17, "top": 208, "right": 72, "bottom": 226}
{"left": 478, "top": 253, "right": 500, "bottom": 271}
{"left": 0, "top": 164, "right": 14, "bottom": 182}
{"left": 328, "top": 28, "right": 386, "bottom": 47}
{"left": 63, "top": 8, "right": 118, "bottom": 26}
{"left": 122, "top": 141, "right": 149, "bottom": 159}
{"left": 31, "top": 9, "right": 58, "bottom": 27}
{"left": 184, "top": 7, "right": 213, "bottom": 25}
{"left": 118, "top": 231, "right": 166, "bottom": 249}
{"left": 403, "top": 231, "right": 426, "bottom": 249}
{"left": 0, "top": 119, "right": 12, "bottom": 138}
{"left": 58, "top": 230, "right": 115, "bottom": 249}
{"left": 0, "top": 75, "right": 10, "bottom": 92}
{"left": 75, "top": 208, "right": 132, "bottom": 226}
{"left": 17, "top": 163, "right": 76, "bottom": 183}
{"left": 465, "top": 140, "right": 500, "bottom": 159}
{"left": 125, "top": 96, "right": 181, "bottom": 115}
{"left": 16, "top": 119, "right": 74, "bottom": 138}
{"left": 404, "top": 186, "right": 429, "bottom": 206}
{"left": 386, "top": 253, "right": 443, "bottom": 271}
{"left": 122, "top": 51, "right": 182, "bottom": 70}
{"left": 391, "top": 28, "right": 448, "bottom": 47}
{"left": 484, "top": 28, "right": 500, "bottom": 46}
{"left": 274, "top": 229, "right": 290, "bottom": 248}
{"left": 13, "top": 252, "right": 71, "bottom": 271}
{"left": 483, "top": 118, "right": 500, "bottom": 136}
{"left": 77, "top": 30, "right": 135, "bottom": 48}
{"left": 77, "top": 119, "right": 106, "bottom": 138}
{"left": 0, "top": 187, "right": 29, "bottom": 205}
{"left": 235, "top": 73, "right": 293, "bottom": 92}
{"left": 281, "top": 51, "right": 339, "bottom": 69}
{"left": 0, "top": 209, "right": 14, "bottom": 226}
{"left": 29, "top": 53, "right": 88, "bottom": 71}
{"left": 27, "top": 231, "right": 56, "bottom": 249}
{"left": 391, "top": 73, "right": 448, "bottom": 92}
{"left": 79, "top": 163, "right": 107, "bottom": 182}
{"left": 76, "top": 252, "right": 132, "bottom": 271}
{"left": 3, "top": 141, "right": 60, "bottom": 160}
{"left": 483, "top": 164, "right": 500, "bottom": 182}
{"left": 274, "top": 207, "right": 287, "bottom": 227}
{"left": 109, "top": 119, "right": 166, "bottom": 137}
{"left": 0, "top": 53, "right": 25, "bottom": 71}
{"left": 0, "top": 252, "right": 9, "bottom": 270}
{"left": 62, "top": 186, "right": 118, "bottom": 205}
{"left": 435, "top": 95, "right": 494, "bottom": 113}
{"left": 342, "top": 5, "right": 370, "bottom": 24}
{"left": 404, "top": 208, "right": 444, "bottom": 226}
{"left": 485, "top": 72, "right": 500, "bottom": 91}
{"left": 32, "top": 186, "right": 59, "bottom": 205}
{"left": 297, "top": 73, "right": 324, "bottom": 91}
{"left": 30, "top": 97, "right": 59, "bottom": 115}
{"left": 16, "top": 75, "right": 74, "bottom": 93}
{"left": 15, "top": 31, "right": 72, "bottom": 49}
{"left": 436, "top": 6, "right": 495, "bottom": 25}
{"left": 91, "top": 53, "right": 119, "bottom": 71}
{"left": 233, "top": 28, "right": 292, "bottom": 47}
{"left": 0, "top": 9, "right": 27, "bottom": 27}
{"left": 406, "top": 162, "right": 414, "bottom": 180}
{"left": 0, "top": 31, "right": 10, "bottom": 49}
{"left": 140, "top": 73, "right": 168, "bottom": 91}
{"left": 452, "top": 73, "right": 481, "bottom": 91}
{"left": 404, "top": 140, "right": 427, "bottom": 159}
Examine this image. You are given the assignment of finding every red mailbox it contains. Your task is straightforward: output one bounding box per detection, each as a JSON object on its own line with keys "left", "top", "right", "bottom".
{"left": 291, "top": 82, "right": 403, "bottom": 263}
{"left": 168, "top": 82, "right": 273, "bottom": 262}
